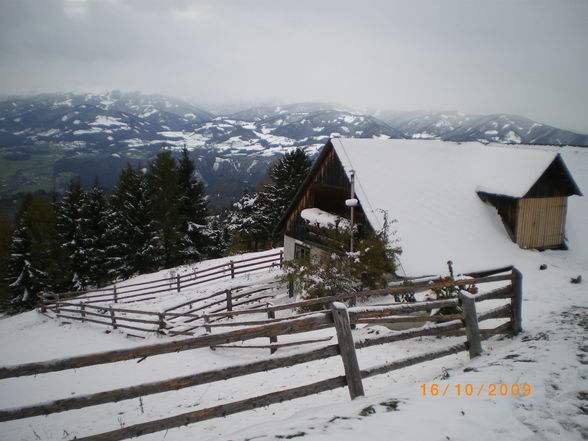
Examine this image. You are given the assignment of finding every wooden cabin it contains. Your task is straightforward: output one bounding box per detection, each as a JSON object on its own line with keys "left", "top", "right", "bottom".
{"left": 278, "top": 141, "right": 362, "bottom": 261}
{"left": 277, "top": 138, "right": 583, "bottom": 276}
{"left": 477, "top": 155, "right": 581, "bottom": 249}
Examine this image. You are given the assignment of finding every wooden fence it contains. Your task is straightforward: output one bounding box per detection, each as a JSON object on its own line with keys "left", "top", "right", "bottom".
{"left": 38, "top": 250, "right": 284, "bottom": 309}
{"left": 38, "top": 266, "right": 503, "bottom": 340}
{"left": 39, "top": 266, "right": 519, "bottom": 345}
{"left": 0, "top": 268, "right": 522, "bottom": 441}
{"left": 41, "top": 282, "right": 282, "bottom": 338}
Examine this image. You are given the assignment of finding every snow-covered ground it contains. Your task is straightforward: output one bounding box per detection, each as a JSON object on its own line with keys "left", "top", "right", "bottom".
{"left": 0, "top": 241, "right": 586, "bottom": 441}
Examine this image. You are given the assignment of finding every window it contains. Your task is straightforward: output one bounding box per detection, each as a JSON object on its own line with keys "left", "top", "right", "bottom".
{"left": 294, "top": 243, "right": 311, "bottom": 260}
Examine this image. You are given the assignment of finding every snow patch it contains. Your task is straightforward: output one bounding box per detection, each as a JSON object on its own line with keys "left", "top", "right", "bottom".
{"left": 503, "top": 130, "right": 522, "bottom": 144}
{"left": 37, "top": 129, "right": 60, "bottom": 137}
{"left": 90, "top": 116, "right": 129, "bottom": 129}
{"left": 301, "top": 208, "right": 350, "bottom": 229}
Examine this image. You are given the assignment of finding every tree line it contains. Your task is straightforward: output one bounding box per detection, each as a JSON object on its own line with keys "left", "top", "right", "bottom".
{"left": 1, "top": 148, "right": 312, "bottom": 311}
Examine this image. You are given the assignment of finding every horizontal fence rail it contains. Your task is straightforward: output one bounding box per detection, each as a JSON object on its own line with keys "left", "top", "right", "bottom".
{"left": 38, "top": 251, "right": 284, "bottom": 309}
{"left": 0, "top": 267, "right": 522, "bottom": 441}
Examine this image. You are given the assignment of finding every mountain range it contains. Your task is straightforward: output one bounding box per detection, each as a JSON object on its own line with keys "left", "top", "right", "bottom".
{"left": 1, "top": 91, "right": 586, "bottom": 208}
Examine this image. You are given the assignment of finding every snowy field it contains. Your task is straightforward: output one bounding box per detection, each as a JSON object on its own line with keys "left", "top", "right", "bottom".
{"left": 0, "top": 244, "right": 586, "bottom": 441}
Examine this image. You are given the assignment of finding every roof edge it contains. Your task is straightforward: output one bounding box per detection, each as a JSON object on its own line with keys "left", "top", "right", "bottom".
{"left": 549, "top": 154, "right": 583, "bottom": 197}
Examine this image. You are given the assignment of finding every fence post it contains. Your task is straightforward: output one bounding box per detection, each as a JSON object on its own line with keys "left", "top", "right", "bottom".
{"left": 80, "top": 303, "right": 86, "bottom": 322}
{"left": 459, "top": 292, "right": 482, "bottom": 358}
{"left": 113, "top": 286, "right": 118, "bottom": 304}
{"left": 109, "top": 308, "right": 117, "bottom": 330}
{"left": 288, "top": 280, "right": 294, "bottom": 298}
{"left": 511, "top": 268, "right": 523, "bottom": 335}
{"left": 267, "top": 306, "right": 277, "bottom": 354}
{"left": 39, "top": 292, "right": 47, "bottom": 313}
{"left": 158, "top": 313, "right": 165, "bottom": 333}
{"left": 330, "top": 302, "right": 364, "bottom": 400}
{"left": 226, "top": 289, "right": 233, "bottom": 312}
{"left": 204, "top": 315, "right": 211, "bottom": 333}
{"left": 176, "top": 274, "right": 181, "bottom": 293}
{"left": 279, "top": 251, "right": 284, "bottom": 268}
{"left": 54, "top": 293, "right": 61, "bottom": 314}
{"left": 230, "top": 261, "right": 235, "bottom": 279}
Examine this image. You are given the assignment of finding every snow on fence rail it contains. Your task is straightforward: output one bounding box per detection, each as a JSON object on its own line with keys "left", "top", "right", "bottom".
{"left": 0, "top": 268, "right": 523, "bottom": 441}
{"left": 37, "top": 251, "right": 284, "bottom": 307}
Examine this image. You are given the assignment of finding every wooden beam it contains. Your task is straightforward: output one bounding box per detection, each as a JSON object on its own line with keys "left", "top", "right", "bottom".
{"left": 70, "top": 375, "right": 347, "bottom": 441}
{"left": 477, "top": 304, "right": 511, "bottom": 321}
{"left": 362, "top": 342, "right": 467, "bottom": 379}
{"left": 0, "top": 344, "right": 340, "bottom": 423}
{"left": 459, "top": 292, "right": 482, "bottom": 358}
{"left": 511, "top": 268, "right": 523, "bottom": 334}
{"left": 268, "top": 309, "right": 277, "bottom": 354}
{"left": 0, "top": 313, "right": 332, "bottom": 379}
{"left": 472, "top": 285, "right": 513, "bottom": 301}
{"left": 331, "top": 303, "right": 364, "bottom": 399}
{"left": 355, "top": 319, "right": 464, "bottom": 350}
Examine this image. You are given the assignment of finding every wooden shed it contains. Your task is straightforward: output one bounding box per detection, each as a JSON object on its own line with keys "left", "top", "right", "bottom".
{"left": 477, "top": 154, "right": 582, "bottom": 249}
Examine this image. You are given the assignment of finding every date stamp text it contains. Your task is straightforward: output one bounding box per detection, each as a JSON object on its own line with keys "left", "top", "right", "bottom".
{"left": 420, "top": 383, "right": 531, "bottom": 397}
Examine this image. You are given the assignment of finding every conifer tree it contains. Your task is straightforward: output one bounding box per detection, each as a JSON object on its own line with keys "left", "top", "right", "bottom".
{"left": 56, "top": 180, "right": 89, "bottom": 290}
{"left": 8, "top": 195, "right": 62, "bottom": 304}
{"left": 106, "top": 164, "right": 158, "bottom": 279}
{"left": 0, "top": 216, "right": 12, "bottom": 306}
{"left": 176, "top": 148, "right": 209, "bottom": 262}
{"left": 227, "top": 192, "right": 271, "bottom": 251}
{"left": 206, "top": 214, "right": 231, "bottom": 258}
{"left": 230, "top": 148, "right": 311, "bottom": 250}
{"left": 263, "top": 148, "right": 312, "bottom": 238}
{"left": 147, "top": 151, "right": 182, "bottom": 268}
{"left": 83, "top": 181, "right": 109, "bottom": 287}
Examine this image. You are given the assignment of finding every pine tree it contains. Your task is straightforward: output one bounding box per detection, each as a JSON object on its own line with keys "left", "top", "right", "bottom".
{"left": 227, "top": 192, "right": 272, "bottom": 251}
{"left": 176, "top": 148, "right": 209, "bottom": 262}
{"left": 83, "top": 181, "right": 109, "bottom": 287}
{"left": 229, "top": 148, "right": 311, "bottom": 250}
{"left": 263, "top": 148, "right": 312, "bottom": 239}
{"left": 56, "top": 181, "right": 89, "bottom": 291}
{"left": 206, "top": 214, "right": 231, "bottom": 258}
{"left": 106, "top": 164, "right": 158, "bottom": 279}
{"left": 0, "top": 216, "right": 13, "bottom": 306}
{"left": 8, "top": 195, "right": 62, "bottom": 304}
{"left": 147, "top": 151, "right": 182, "bottom": 268}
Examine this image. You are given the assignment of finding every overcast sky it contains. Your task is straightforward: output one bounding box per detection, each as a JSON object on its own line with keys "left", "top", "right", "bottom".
{"left": 1, "top": 0, "right": 587, "bottom": 133}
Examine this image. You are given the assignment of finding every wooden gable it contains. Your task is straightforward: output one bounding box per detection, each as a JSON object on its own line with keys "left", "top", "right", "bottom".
{"left": 524, "top": 155, "right": 582, "bottom": 198}
{"left": 278, "top": 140, "right": 352, "bottom": 235}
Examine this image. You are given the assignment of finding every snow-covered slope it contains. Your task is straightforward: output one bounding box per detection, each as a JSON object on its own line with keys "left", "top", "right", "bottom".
{"left": 0, "top": 244, "right": 586, "bottom": 440}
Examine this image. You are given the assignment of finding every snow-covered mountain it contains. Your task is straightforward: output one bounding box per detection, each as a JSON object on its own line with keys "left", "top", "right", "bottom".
{"left": 0, "top": 93, "right": 404, "bottom": 205}
{"left": 381, "top": 110, "right": 588, "bottom": 146}
{"left": 1, "top": 92, "right": 587, "bottom": 206}
{"left": 0, "top": 94, "right": 402, "bottom": 155}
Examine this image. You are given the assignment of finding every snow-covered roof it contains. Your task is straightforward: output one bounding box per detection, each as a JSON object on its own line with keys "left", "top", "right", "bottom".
{"left": 331, "top": 138, "right": 586, "bottom": 276}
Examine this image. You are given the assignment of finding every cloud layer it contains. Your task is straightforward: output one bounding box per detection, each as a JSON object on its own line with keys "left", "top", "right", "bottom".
{"left": 1, "top": 0, "right": 587, "bottom": 133}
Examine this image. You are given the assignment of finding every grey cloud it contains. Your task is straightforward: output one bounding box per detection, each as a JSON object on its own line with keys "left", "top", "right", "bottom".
{"left": 0, "top": 0, "right": 587, "bottom": 133}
